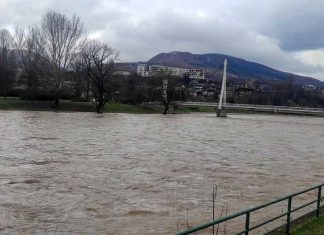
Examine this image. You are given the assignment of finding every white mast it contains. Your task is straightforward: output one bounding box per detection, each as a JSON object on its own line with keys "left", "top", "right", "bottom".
{"left": 218, "top": 59, "right": 227, "bottom": 110}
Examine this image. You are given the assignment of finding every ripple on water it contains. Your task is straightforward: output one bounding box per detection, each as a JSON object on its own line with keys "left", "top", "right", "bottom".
{"left": 0, "top": 112, "right": 323, "bottom": 234}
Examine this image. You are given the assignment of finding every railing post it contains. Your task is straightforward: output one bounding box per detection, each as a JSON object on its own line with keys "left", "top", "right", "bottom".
{"left": 245, "top": 212, "right": 250, "bottom": 235}
{"left": 286, "top": 197, "right": 292, "bottom": 235}
{"left": 317, "top": 185, "right": 322, "bottom": 218}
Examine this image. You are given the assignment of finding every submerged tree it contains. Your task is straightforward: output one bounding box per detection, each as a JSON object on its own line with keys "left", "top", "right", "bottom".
{"left": 80, "top": 40, "right": 119, "bottom": 113}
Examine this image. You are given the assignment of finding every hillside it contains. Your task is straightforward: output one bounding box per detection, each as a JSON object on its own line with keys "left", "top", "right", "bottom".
{"left": 147, "top": 52, "right": 324, "bottom": 87}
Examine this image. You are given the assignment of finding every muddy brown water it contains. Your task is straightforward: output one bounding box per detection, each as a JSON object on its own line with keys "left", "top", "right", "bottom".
{"left": 0, "top": 111, "right": 323, "bottom": 234}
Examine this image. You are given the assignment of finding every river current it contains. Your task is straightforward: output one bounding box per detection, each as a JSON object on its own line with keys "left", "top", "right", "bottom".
{"left": 0, "top": 111, "right": 323, "bottom": 234}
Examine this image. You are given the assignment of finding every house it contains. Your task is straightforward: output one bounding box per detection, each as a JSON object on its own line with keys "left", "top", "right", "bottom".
{"left": 226, "top": 86, "right": 235, "bottom": 97}
{"left": 206, "top": 87, "right": 216, "bottom": 96}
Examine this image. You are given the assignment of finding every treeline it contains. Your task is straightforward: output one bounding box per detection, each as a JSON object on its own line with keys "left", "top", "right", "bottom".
{"left": 0, "top": 11, "right": 187, "bottom": 113}
{"left": 229, "top": 80, "right": 324, "bottom": 107}
{"left": 0, "top": 11, "right": 118, "bottom": 113}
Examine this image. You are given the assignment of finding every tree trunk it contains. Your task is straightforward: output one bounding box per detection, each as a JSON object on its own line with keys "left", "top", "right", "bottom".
{"left": 54, "top": 95, "right": 59, "bottom": 107}
{"left": 86, "top": 76, "right": 90, "bottom": 100}
{"left": 163, "top": 101, "right": 170, "bottom": 115}
{"left": 3, "top": 76, "right": 6, "bottom": 99}
{"left": 96, "top": 101, "right": 104, "bottom": 113}
{"left": 31, "top": 86, "right": 38, "bottom": 106}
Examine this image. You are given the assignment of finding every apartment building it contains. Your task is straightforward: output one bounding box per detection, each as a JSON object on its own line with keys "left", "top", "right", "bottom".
{"left": 137, "top": 64, "right": 205, "bottom": 80}
{"left": 185, "top": 69, "right": 205, "bottom": 80}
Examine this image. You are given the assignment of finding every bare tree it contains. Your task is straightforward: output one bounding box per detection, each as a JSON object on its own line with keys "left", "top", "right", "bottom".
{"left": 39, "top": 11, "right": 84, "bottom": 106}
{"left": 80, "top": 40, "right": 119, "bottom": 113}
{"left": 70, "top": 53, "right": 89, "bottom": 100}
{"left": 0, "top": 29, "right": 15, "bottom": 98}
{"left": 14, "top": 27, "right": 46, "bottom": 102}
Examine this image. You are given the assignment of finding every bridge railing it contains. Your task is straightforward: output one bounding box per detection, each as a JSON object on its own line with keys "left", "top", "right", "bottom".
{"left": 142, "top": 102, "right": 324, "bottom": 114}
{"left": 175, "top": 184, "right": 324, "bottom": 235}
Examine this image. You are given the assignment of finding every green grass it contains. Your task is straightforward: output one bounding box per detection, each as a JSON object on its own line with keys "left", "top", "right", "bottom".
{"left": 0, "top": 97, "right": 156, "bottom": 114}
{"left": 292, "top": 215, "right": 324, "bottom": 235}
{"left": 177, "top": 106, "right": 216, "bottom": 113}
{"left": 104, "top": 102, "right": 156, "bottom": 113}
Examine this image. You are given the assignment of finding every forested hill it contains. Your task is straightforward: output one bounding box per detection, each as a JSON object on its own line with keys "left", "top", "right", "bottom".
{"left": 147, "top": 51, "right": 324, "bottom": 87}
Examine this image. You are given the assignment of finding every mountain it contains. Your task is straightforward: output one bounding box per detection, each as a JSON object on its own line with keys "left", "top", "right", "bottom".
{"left": 147, "top": 51, "right": 324, "bottom": 87}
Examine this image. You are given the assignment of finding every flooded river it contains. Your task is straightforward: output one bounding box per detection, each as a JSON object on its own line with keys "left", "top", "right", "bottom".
{"left": 0, "top": 111, "right": 323, "bottom": 234}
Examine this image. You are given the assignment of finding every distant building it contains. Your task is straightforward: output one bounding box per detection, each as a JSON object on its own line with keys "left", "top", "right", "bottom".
{"left": 227, "top": 87, "right": 235, "bottom": 97}
{"left": 236, "top": 87, "right": 255, "bottom": 95}
{"left": 303, "top": 84, "right": 318, "bottom": 95}
{"left": 206, "top": 87, "right": 216, "bottom": 96}
{"left": 137, "top": 63, "right": 205, "bottom": 80}
{"left": 137, "top": 64, "right": 150, "bottom": 77}
{"left": 184, "top": 69, "right": 205, "bottom": 80}
{"left": 114, "top": 71, "right": 131, "bottom": 79}
{"left": 303, "top": 84, "right": 317, "bottom": 91}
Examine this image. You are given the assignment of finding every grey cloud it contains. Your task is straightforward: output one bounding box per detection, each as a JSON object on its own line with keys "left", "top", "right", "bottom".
{"left": 0, "top": 0, "right": 324, "bottom": 80}
{"left": 228, "top": 0, "right": 324, "bottom": 52}
{"left": 104, "top": 7, "right": 322, "bottom": 74}
{"left": 266, "top": 1, "right": 324, "bottom": 51}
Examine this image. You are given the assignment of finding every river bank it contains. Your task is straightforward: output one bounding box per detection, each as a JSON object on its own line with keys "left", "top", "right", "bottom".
{"left": 0, "top": 97, "right": 219, "bottom": 114}
{"left": 0, "top": 97, "right": 157, "bottom": 114}
{"left": 292, "top": 214, "right": 324, "bottom": 235}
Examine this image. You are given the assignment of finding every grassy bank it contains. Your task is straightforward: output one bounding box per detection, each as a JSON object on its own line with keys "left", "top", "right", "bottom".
{"left": 0, "top": 97, "right": 156, "bottom": 114}
{"left": 291, "top": 215, "right": 324, "bottom": 235}
{"left": 177, "top": 106, "right": 216, "bottom": 113}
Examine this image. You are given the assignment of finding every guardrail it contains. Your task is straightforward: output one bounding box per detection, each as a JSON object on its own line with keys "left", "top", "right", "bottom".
{"left": 174, "top": 102, "right": 324, "bottom": 111}
{"left": 141, "top": 102, "right": 324, "bottom": 116}
{"left": 175, "top": 184, "right": 324, "bottom": 235}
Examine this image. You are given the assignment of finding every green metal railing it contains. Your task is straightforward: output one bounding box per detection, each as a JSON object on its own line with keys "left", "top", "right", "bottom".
{"left": 175, "top": 184, "right": 324, "bottom": 235}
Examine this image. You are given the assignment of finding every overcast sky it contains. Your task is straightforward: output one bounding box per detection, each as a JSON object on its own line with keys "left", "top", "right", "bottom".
{"left": 1, "top": 0, "right": 324, "bottom": 81}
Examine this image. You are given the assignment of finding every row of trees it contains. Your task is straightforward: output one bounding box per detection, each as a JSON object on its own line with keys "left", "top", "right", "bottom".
{"left": 229, "top": 80, "right": 324, "bottom": 107}
{"left": 0, "top": 11, "right": 119, "bottom": 113}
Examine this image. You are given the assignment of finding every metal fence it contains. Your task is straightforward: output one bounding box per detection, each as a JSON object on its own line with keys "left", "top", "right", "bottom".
{"left": 175, "top": 184, "right": 324, "bottom": 235}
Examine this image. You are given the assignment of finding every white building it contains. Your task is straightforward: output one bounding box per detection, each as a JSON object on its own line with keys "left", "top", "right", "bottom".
{"left": 185, "top": 69, "right": 205, "bottom": 80}
{"left": 137, "top": 64, "right": 205, "bottom": 80}
{"left": 303, "top": 84, "right": 317, "bottom": 91}
{"left": 137, "top": 64, "right": 150, "bottom": 77}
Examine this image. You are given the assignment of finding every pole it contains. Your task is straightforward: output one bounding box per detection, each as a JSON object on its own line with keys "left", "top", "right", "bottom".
{"left": 245, "top": 212, "right": 250, "bottom": 235}
{"left": 286, "top": 197, "right": 292, "bottom": 235}
{"left": 317, "top": 186, "right": 322, "bottom": 217}
{"left": 218, "top": 59, "right": 227, "bottom": 110}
